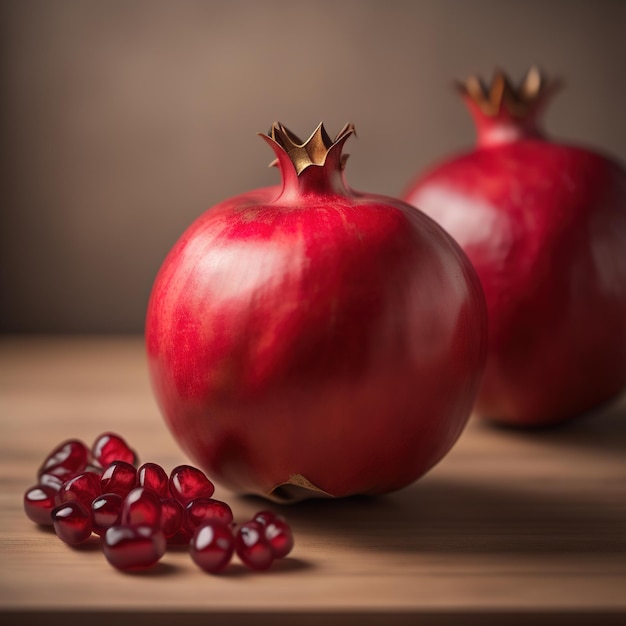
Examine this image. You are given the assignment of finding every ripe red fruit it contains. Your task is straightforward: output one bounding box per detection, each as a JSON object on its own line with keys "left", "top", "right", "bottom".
{"left": 403, "top": 68, "right": 626, "bottom": 426}
{"left": 146, "top": 122, "right": 487, "bottom": 500}
{"left": 160, "top": 498, "right": 184, "bottom": 539}
{"left": 253, "top": 510, "right": 279, "bottom": 526}
{"left": 56, "top": 471, "right": 101, "bottom": 508}
{"left": 91, "top": 493, "right": 123, "bottom": 535}
{"left": 169, "top": 465, "right": 215, "bottom": 506}
{"left": 121, "top": 487, "right": 162, "bottom": 528}
{"left": 184, "top": 498, "right": 233, "bottom": 532}
{"left": 23, "top": 485, "right": 57, "bottom": 525}
{"left": 137, "top": 462, "right": 169, "bottom": 498}
{"left": 38, "top": 439, "right": 89, "bottom": 479}
{"left": 103, "top": 525, "right": 166, "bottom": 571}
{"left": 190, "top": 521, "right": 234, "bottom": 573}
{"left": 235, "top": 521, "right": 274, "bottom": 571}
{"left": 100, "top": 461, "right": 137, "bottom": 497}
{"left": 264, "top": 517, "right": 294, "bottom": 559}
{"left": 51, "top": 501, "right": 92, "bottom": 545}
{"left": 92, "top": 432, "right": 137, "bottom": 467}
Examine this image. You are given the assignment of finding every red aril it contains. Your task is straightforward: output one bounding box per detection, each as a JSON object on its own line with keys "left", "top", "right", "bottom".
{"left": 51, "top": 501, "right": 92, "bottom": 545}
{"left": 235, "top": 521, "right": 274, "bottom": 571}
{"left": 137, "top": 462, "right": 169, "bottom": 498}
{"left": 160, "top": 498, "right": 184, "bottom": 539}
{"left": 24, "top": 485, "right": 57, "bottom": 526}
{"left": 38, "top": 439, "right": 89, "bottom": 479}
{"left": 190, "top": 521, "right": 234, "bottom": 573}
{"left": 264, "top": 517, "right": 294, "bottom": 559}
{"left": 103, "top": 525, "right": 166, "bottom": 571}
{"left": 253, "top": 510, "right": 281, "bottom": 526}
{"left": 146, "top": 122, "right": 487, "bottom": 500}
{"left": 91, "top": 493, "right": 123, "bottom": 536}
{"left": 169, "top": 465, "right": 215, "bottom": 505}
{"left": 184, "top": 498, "right": 233, "bottom": 532}
{"left": 100, "top": 461, "right": 137, "bottom": 498}
{"left": 56, "top": 471, "right": 101, "bottom": 508}
{"left": 92, "top": 432, "right": 137, "bottom": 467}
{"left": 121, "top": 487, "right": 162, "bottom": 528}
{"left": 403, "top": 68, "right": 626, "bottom": 426}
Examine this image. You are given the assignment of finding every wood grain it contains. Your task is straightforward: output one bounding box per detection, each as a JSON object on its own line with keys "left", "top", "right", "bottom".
{"left": 1, "top": 336, "right": 625, "bottom": 625}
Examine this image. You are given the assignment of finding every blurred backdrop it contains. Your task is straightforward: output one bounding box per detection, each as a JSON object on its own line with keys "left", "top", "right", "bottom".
{"left": 1, "top": 0, "right": 625, "bottom": 333}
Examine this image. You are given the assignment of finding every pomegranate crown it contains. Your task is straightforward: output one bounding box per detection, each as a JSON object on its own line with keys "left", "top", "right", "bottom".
{"left": 262, "top": 122, "right": 355, "bottom": 175}
{"left": 457, "top": 66, "right": 560, "bottom": 118}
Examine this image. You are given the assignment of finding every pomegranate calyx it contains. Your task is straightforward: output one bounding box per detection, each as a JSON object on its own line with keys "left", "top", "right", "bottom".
{"left": 456, "top": 66, "right": 559, "bottom": 118}
{"left": 268, "top": 473, "right": 334, "bottom": 503}
{"left": 456, "top": 67, "right": 562, "bottom": 147}
{"left": 262, "top": 122, "right": 355, "bottom": 175}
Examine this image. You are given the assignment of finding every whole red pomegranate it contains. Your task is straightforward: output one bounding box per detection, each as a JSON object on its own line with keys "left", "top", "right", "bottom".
{"left": 403, "top": 68, "right": 626, "bottom": 427}
{"left": 146, "top": 122, "right": 486, "bottom": 500}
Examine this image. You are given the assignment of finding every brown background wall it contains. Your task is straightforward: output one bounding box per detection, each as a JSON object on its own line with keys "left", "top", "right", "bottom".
{"left": 1, "top": 0, "right": 625, "bottom": 333}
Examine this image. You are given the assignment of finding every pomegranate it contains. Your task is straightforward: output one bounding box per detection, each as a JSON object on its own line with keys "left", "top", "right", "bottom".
{"left": 146, "top": 122, "right": 487, "bottom": 500}
{"left": 403, "top": 68, "right": 626, "bottom": 426}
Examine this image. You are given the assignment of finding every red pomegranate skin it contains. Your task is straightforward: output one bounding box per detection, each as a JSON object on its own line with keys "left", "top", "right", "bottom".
{"left": 146, "top": 124, "right": 486, "bottom": 499}
{"left": 403, "top": 77, "right": 626, "bottom": 426}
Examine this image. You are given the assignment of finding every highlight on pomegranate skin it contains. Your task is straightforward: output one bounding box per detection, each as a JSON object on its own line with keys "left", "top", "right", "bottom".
{"left": 146, "top": 121, "right": 488, "bottom": 501}
{"left": 403, "top": 67, "right": 626, "bottom": 427}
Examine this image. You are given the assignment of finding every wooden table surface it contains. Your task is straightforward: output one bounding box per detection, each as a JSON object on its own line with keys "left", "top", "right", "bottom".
{"left": 1, "top": 336, "right": 625, "bottom": 625}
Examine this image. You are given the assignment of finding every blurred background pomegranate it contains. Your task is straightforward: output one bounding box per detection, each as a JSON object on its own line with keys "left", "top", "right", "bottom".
{"left": 403, "top": 69, "right": 626, "bottom": 426}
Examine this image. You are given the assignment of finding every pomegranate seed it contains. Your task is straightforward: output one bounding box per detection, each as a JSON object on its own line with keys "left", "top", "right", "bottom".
{"left": 160, "top": 498, "right": 184, "bottom": 539}
{"left": 23, "top": 485, "right": 57, "bottom": 525}
{"left": 100, "top": 461, "right": 137, "bottom": 497}
{"left": 56, "top": 471, "right": 101, "bottom": 508}
{"left": 38, "top": 439, "right": 89, "bottom": 479}
{"left": 91, "top": 493, "right": 123, "bottom": 535}
{"left": 51, "top": 501, "right": 92, "bottom": 545}
{"left": 190, "top": 521, "right": 234, "bottom": 573}
{"left": 254, "top": 510, "right": 280, "bottom": 526}
{"left": 235, "top": 521, "right": 274, "bottom": 571}
{"left": 168, "top": 529, "right": 193, "bottom": 545}
{"left": 169, "top": 465, "right": 214, "bottom": 506}
{"left": 185, "top": 498, "right": 233, "bottom": 532}
{"left": 264, "top": 517, "right": 294, "bottom": 558}
{"left": 103, "top": 525, "right": 166, "bottom": 571}
{"left": 92, "top": 432, "right": 137, "bottom": 467}
{"left": 121, "top": 487, "right": 162, "bottom": 528}
{"left": 39, "top": 473, "right": 65, "bottom": 492}
{"left": 137, "top": 462, "right": 169, "bottom": 498}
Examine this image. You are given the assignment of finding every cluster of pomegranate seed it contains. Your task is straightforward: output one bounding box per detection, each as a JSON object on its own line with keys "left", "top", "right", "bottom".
{"left": 24, "top": 432, "right": 294, "bottom": 573}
